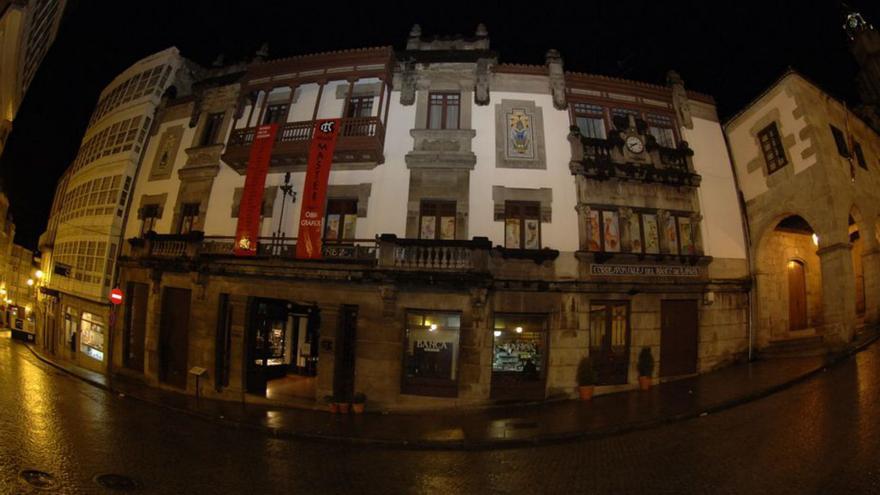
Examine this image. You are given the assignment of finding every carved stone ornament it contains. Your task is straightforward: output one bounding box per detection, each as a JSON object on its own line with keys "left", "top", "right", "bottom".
{"left": 667, "top": 70, "right": 693, "bottom": 130}
{"left": 470, "top": 287, "right": 489, "bottom": 322}
{"left": 400, "top": 61, "right": 416, "bottom": 106}
{"left": 475, "top": 58, "right": 491, "bottom": 106}
{"left": 546, "top": 49, "right": 567, "bottom": 110}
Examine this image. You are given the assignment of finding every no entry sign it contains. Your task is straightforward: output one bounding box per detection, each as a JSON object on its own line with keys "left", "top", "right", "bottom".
{"left": 109, "top": 288, "right": 124, "bottom": 305}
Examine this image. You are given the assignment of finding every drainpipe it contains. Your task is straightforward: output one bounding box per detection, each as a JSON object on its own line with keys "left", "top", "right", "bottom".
{"left": 722, "top": 128, "right": 756, "bottom": 362}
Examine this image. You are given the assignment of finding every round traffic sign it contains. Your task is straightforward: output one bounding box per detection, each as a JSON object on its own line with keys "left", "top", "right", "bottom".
{"left": 109, "top": 288, "right": 124, "bottom": 305}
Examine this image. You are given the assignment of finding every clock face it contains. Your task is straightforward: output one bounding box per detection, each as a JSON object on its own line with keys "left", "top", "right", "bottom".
{"left": 625, "top": 135, "right": 644, "bottom": 154}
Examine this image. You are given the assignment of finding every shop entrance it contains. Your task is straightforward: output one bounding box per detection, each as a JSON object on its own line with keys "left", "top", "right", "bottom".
{"left": 589, "top": 302, "right": 630, "bottom": 385}
{"left": 246, "top": 298, "right": 319, "bottom": 401}
{"left": 490, "top": 314, "right": 548, "bottom": 401}
{"left": 660, "top": 299, "right": 699, "bottom": 377}
{"left": 158, "top": 287, "right": 191, "bottom": 389}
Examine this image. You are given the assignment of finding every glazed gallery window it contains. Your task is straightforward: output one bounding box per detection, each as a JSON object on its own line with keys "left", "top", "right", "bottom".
{"left": 140, "top": 204, "right": 160, "bottom": 236}
{"left": 572, "top": 103, "right": 607, "bottom": 139}
{"left": 587, "top": 208, "right": 696, "bottom": 255}
{"left": 492, "top": 314, "right": 547, "bottom": 378}
{"left": 346, "top": 96, "right": 374, "bottom": 118}
{"left": 325, "top": 199, "right": 357, "bottom": 241}
{"left": 645, "top": 113, "right": 676, "bottom": 148}
{"left": 504, "top": 201, "right": 541, "bottom": 249}
{"left": 402, "top": 311, "right": 461, "bottom": 397}
{"left": 586, "top": 209, "right": 622, "bottom": 252}
{"left": 263, "top": 103, "right": 289, "bottom": 125}
{"left": 758, "top": 122, "right": 787, "bottom": 174}
{"left": 200, "top": 112, "right": 225, "bottom": 146}
{"left": 427, "top": 92, "right": 460, "bottom": 130}
{"left": 178, "top": 203, "right": 200, "bottom": 234}
{"left": 80, "top": 312, "right": 105, "bottom": 361}
{"left": 419, "top": 200, "right": 456, "bottom": 240}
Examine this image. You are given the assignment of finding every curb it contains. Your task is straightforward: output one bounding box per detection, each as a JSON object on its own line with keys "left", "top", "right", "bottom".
{"left": 23, "top": 331, "right": 879, "bottom": 451}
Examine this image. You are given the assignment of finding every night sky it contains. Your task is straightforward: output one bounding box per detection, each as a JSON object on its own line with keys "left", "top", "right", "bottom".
{"left": 1, "top": 0, "right": 877, "bottom": 250}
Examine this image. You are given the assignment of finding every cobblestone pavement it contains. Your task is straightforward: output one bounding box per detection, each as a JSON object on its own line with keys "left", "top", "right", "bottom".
{"left": 1, "top": 332, "right": 879, "bottom": 494}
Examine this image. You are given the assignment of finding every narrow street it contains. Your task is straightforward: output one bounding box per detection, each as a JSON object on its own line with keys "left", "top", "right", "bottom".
{"left": 0, "top": 331, "right": 878, "bottom": 494}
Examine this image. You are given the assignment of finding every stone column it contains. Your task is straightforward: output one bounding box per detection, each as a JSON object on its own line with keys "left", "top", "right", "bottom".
{"left": 860, "top": 221, "right": 880, "bottom": 325}
{"left": 818, "top": 242, "right": 857, "bottom": 347}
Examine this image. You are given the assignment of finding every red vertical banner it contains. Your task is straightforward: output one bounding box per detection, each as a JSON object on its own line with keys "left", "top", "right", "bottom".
{"left": 296, "top": 119, "right": 341, "bottom": 259}
{"left": 233, "top": 124, "right": 278, "bottom": 256}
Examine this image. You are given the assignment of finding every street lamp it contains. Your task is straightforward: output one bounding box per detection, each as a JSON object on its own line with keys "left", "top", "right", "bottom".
{"left": 26, "top": 279, "right": 34, "bottom": 287}
{"left": 35, "top": 270, "right": 44, "bottom": 280}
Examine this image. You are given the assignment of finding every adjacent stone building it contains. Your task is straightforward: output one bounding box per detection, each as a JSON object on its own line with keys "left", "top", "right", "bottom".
{"left": 74, "top": 25, "right": 753, "bottom": 411}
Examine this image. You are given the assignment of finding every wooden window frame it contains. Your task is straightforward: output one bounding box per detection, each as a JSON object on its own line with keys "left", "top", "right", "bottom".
{"left": 178, "top": 203, "right": 200, "bottom": 234}
{"left": 346, "top": 96, "right": 374, "bottom": 118}
{"left": 427, "top": 92, "right": 461, "bottom": 130}
{"left": 324, "top": 198, "right": 358, "bottom": 242}
{"left": 200, "top": 112, "right": 225, "bottom": 146}
{"left": 571, "top": 103, "right": 608, "bottom": 139}
{"left": 262, "top": 103, "right": 289, "bottom": 125}
{"left": 758, "top": 122, "right": 788, "bottom": 175}
{"left": 419, "top": 200, "right": 457, "bottom": 240}
{"left": 140, "top": 204, "right": 160, "bottom": 236}
{"left": 504, "top": 201, "right": 541, "bottom": 249}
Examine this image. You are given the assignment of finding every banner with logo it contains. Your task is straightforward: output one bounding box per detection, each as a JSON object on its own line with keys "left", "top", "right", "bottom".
{"left": 233, "top": 124, "right": 278, "bottom": 256}
{"left": 296, "top": 119, "right": 341, "bottom": 259}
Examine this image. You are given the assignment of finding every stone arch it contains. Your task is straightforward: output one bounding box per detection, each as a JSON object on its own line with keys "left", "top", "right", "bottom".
{"left": 753, "top": 213, "right": 823, "bottom": 347}
{"left": 848, "top": 206, "right": 867, "bottom": 318}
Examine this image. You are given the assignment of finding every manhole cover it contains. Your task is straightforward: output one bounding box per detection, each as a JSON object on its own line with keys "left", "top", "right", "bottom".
{"left": 93, "top": 473, "right": 140, "bottom": 491}
{"left": 19, "top": 469, "right": 58, "bottom": 490}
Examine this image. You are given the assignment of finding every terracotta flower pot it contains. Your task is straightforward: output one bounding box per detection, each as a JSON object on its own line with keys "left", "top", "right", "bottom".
{"left": 328, "top": 403, "right": 340, "bottom": 414}
{"left": 352, "top": 403, "right": 365, "bottom": 414}
{"left": 638, "top": 376, "right": 652, "bottom": 391}
{"left": 578, "top": 385, "right": 595, "bottom": 401}
{"left": 337, "top": 402, "right": 351, "bottom": 414}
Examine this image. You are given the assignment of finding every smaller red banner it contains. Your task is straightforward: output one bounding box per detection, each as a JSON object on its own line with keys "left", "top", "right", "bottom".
{"left": 295, "top": 119, "right": 341, "bottom": 259}
{"left": 234, "top": 124, "right": 279, "bottom": 256}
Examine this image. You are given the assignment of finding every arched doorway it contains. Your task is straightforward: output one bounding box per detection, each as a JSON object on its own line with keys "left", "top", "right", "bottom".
{"left": 755, "top": 214, "right": 823, "bottom": 345}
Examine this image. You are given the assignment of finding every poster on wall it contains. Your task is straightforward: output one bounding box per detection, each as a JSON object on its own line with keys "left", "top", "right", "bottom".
{"left": 679, "top": 217, "right": 694, "bottom": 254}
{"left": 420, "top": 217, "right": 436, "bottom": 239}
{"left": 588, "top": 210, "right": 601, "bottom": 251}
{"left": 440, "top": 216, "right": 456, "bottom": 240}
{"left": 342, "top": 214, "right": 357, "bottom": 240}
{"left": 665, "top": 216, "right": 679, "bottom": 255}
{"left": 525, "top": 218, "right": 540, "bottom": 249}
{"left": 643, "top": 214, "right": 660, "bottom": 254}
{"left": 603, "top": 211, "right": 620, "bottom": 252}
{"left": 325, "top": 214, "right": 341, "bottom": 240}
{"left": 295, "top": 119, "right": 341, "bottom": 259}
{"left": 233, "top": 124, "right": 279, "bottom": 256}
{"left": 505, "top": 218, "right": 521, "bottom": 248}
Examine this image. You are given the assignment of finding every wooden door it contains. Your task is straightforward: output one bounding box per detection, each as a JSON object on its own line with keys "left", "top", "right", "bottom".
{"left": 589, "top": 302, "right": 630, "bottom": 385}
{"left": 124, "top": 282, "right": 148, "bottom": 372}
{"left": 660, "top": 300, "right": 699, "bottom": 377}
{"left": 333, "top": 305, "right": 358, "bottom": 400}
{"left": 159, "top": 287, "right": 190, "bottom": 389}
{"left": 788, "top": 260, "right": 808, "bottom": 330}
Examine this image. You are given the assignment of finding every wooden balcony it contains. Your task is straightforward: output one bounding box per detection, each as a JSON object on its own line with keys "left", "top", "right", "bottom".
{"left": 222, "top": 117, "right": 386, "bottom": 173}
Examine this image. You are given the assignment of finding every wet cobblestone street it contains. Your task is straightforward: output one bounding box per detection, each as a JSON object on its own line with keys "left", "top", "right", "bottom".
{"left": 1, "top": 331, "right": 879, "bottom": 494}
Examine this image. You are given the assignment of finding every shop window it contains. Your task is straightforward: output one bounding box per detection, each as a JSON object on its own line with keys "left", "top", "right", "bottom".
{"left": 830, "top": 124, "right": 850, "bottom": 158}
{"left": 427, "top": 92, "right": 460, "bottom": 130}
{"left": 201, "top": 112, "right": 225, "bottom": 146}
{"left": 572, "top": 103, "right": 607, "bottom": 139}
{"left": 325, "top": 199, "right": 357, "bottom": 241}
{"left": 645, "top": 113, "right": 676, "bottom": 148}
{"left": 504, "top": 201, "right": 541, "bottom": 249}
{"left": 178, "top": 203, "right": 200, "bottom": 234}
{"left": 419, "top": 200, "right": 456, "bottom": 240}
{"left": 402, "top": 311, "right": 461, "bottom": 397}
{"left": 346, "top": 96, "right": 373, "bottom": 118}
{"left": 140, "top": 204, "right": 160, "bottom": 236}
{"left": 492, "top": 314, "right": 547, "bottom": 377}
{"left": 758, "top": 122, "right": 787, "bottom": 174}
{"left": 853, "top": 141, "right": 868, "bottom": 170}
{"left": 263, "top": 104, "right": 288, "bottom": 125}
{"left": 80, "top": 312, "right": 105, "bottom": 361}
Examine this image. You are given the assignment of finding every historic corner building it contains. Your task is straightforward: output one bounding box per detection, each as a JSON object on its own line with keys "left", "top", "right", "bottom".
{"left": 725, "top": 8, "right": 880, "bottom": 355}
{"left": 38, "top": 47, "right": 193, "bottom": 372}
{"left": 47, "top": 25, "right": 749, "bottom": 410}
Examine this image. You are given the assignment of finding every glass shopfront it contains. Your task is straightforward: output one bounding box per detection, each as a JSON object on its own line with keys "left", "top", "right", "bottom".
{"left": 80, "top": 312, "right": 105, "bottom": 361}
{"left": 491, "top": 313, "right": 548, "bottom": 401}
{"left": 402, "top": 310, "right": 461, "bottom": 397}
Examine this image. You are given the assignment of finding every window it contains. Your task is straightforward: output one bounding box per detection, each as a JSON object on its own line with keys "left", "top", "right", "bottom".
{"left": 589, "top": 302, "right": 630, "bottom": 385}
{"left": 587, "top": 207, "right": 695, "bottom": 255}
{"left": 402, "top": 311, "right": 461, "bottom": 397}
{"left": 325, "top": 199, "right": 357, "bottom": 241}
{"left": 853, "top": 141, "right": 868, "bottom": 170}
{"left": 201, "top": 112, "right": 225, "bottom": 146}
{"left": 611, "top": 108, "right": 639, "bottom": 129}
{"left": 140, "top": 204, "right": 160, "bottom": 236}
{"left": 492, "top": 314, "right": 547, "bottom": 378}
{"left": 645, "top": 113, "right": 676, "bottom": 148}
{"left": 758, "top": 122, "right": 788, "bottom": 174}
{"left": 262, "top": 104, "right": 288, "bottom": 125}
{"left": 80, "top": 312, "right": 105, "bottom": 361}
{"left": 346, "top": 97, "right": 374, "bottom": 118}
{"left": 179, "top": 203, "right": 200, "bottom": 234}
{"left": 419, "top": 201, "right": 456, "bottom": 240}
{"left": 586, "top": 208, "right": 621, "bottom": 252}
{"left": 830, "top": 125, "right": 850, "bottom": 158}
{"left": 427, "top": 93, "right": 460, "bottom": 130}
{"left": 573, "top": 103, "right": 607, "bottom": 139}
{"left": 504, "top": 201, "right": 541, "bottom": 249}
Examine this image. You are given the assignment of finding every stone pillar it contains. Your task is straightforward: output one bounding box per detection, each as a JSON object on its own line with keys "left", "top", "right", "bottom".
{"left": 316, "top": 304, "right": 340, "bottom": 401}
{"left": 666, "top": 70, "right": 693, "bottom": 130}
{"left": 546, "top": 49, "right": 567, "bottom": 110}
{"left": 860, "top": 221, "right": 880, "bottom": 325}
{"left": 818, "top": 242, "right": 857, "bottom": 346}
{"left": 459, "top": 288, "right": 490, "bottom": 399}
{"left": 575, "top": 204, "right": 590, "bottom": 251}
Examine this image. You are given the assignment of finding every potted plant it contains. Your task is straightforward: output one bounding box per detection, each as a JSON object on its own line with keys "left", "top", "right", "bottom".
{"left": 637, "top": 347, "right": 655, "bottom": 391}
{"left": 337, "top": 395, "right": 351, "bottom": 414}
{"left": 351, "top": 393, "right": 366, "bottom": 414}
{"left": 576, "top": 356, "right": 598, "bottom": 400}
{"left": 325, "top": 395, "right": 339, "bottom": 414}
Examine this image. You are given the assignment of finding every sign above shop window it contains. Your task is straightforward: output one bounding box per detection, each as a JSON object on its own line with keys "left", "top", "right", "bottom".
{"left": 590, "top": 264, "right": 703, "bottom": 277}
